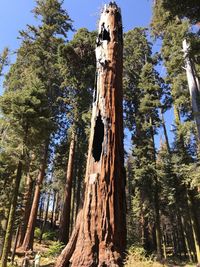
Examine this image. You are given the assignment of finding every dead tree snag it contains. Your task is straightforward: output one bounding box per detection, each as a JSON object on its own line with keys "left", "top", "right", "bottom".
{"left": 56, "top": 3, "right": 126, "bottom": 267}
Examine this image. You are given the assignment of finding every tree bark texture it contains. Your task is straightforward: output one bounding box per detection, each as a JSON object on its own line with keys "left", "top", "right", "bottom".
{"left": 59, "top": 133, "right": 76, "bottom": 244}
{"left": 21, "top": 144, "right": 48, "bottom": 251}
{"left": 55, "top": 211, "right": 82, "bottom": 267}
{"left": 1, "top": 160, "right": 23, "bottom": 267}
{"left": 11, "top": 226, "right": 20, "bottom": 264}
{"left": 183, "top": 39, "right": 200, "bottom": 139}
{"left": 39, "top": 191, "right": 50, "bottom": 243}
{"left": 17, "top": 173, "right": 34, "bottom": 247}
{"left": 187, "top": 190, "right": 200, "bottom": 263}
{"left": 68, "top": 3, "right": 126, "bottom": 266}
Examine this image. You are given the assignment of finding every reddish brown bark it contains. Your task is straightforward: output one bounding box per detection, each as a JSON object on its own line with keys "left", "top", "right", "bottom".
{"left": 21, "top": 144, "right": 48, "bottom": 251}
{"left": 17, "top": 172, "right": 34, "bottom": 247}
{"left": 55, "top": 211, "right": 82, "bottom": 267}
{"left": 59, "top": 133, "right": 76, "bottom": 244}
{"left": 57, "top": 4, "right": 126, "bottom": 266}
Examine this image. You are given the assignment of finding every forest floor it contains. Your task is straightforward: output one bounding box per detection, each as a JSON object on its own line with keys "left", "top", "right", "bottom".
{"left": 10, "top": 240, "right": 197, "bottom": 267}
{"left": 13, "top": 241, "right": 55, "bottom": 267}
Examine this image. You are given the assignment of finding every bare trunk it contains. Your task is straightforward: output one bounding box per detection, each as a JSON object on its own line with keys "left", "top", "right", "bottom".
{"left": 39, "top": 191, "right": 50, "bottom": 243}
{"left": 154, "top": 183, "right": 163, "bottom": 260}
{"left": 75, "top": 159, "right": 83, "bottom": 216}
{"left": 51, "top": 190, "right": 57, "bottom": 228}
{"left": 11, "top": 226, "right": 20, "bottom": 264}
{"left": 183, "top": 39, "right": 200, "bottom": 139}
{"left": 160, "top": 110, "right": 171, "bottom": 154}
{"left": 1, "top": 160, "right": 23, "bottom": 267}
{"left": 17, "top": 173, "right": 34, "bottom": 247}
{"left": 187, "top": 190, "right": 200, "bottom": 263}
{"left": 54, "top": 192, "right": 59, "bottom": 226}
{"left": 39, "top": 194, "right": 44, "bottom": 222}
{"left": 180, "top": 212, "right": 193, "bottom": 262}
{"left": 66, "top": 4, "right": 126, "bottom": 266}
{"left": 150, "top": 120, "right": 163, "bottom": 260}
{"left": 59, "top": 132, "right": 76, "bottom": 244}
{"left": 21, "top": 144, "right": 48, "bottom": 251}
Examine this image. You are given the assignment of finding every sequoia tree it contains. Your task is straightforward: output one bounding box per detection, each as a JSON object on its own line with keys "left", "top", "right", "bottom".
{"left": 55, "top": 3, "right": 126, "bottom": 266}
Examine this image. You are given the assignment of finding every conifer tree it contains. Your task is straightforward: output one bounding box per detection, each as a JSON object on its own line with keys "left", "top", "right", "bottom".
{"left": 57, "top": 28, "right": 96, "bottom": 244}
{"left": 0, "top": 0, "right": 72, "bottom": 263}
{"left": 124, "top": 27, "right": 167, "bottom": 259}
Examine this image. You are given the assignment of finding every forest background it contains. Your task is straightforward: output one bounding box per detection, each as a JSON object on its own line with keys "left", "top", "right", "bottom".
{"left": 0, "top": 0, "right": 200, "bottom": 267}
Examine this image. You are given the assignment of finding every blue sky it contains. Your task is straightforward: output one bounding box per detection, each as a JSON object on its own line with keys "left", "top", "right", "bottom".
{"left": 0, "top": 0, "right": 174, "bottom": 147}
{"left": 0, "top": 0, "right": 152, "bottom": 58}
{"left": 0, "top": 0, "right": 152, "bottom": 92}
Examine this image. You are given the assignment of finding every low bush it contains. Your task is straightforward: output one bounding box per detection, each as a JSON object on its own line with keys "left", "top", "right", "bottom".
{"left": 45, "top": 241, "right": 65, "bottom": 258}
{"left": 124, "top": 245, "right": 164, "bottom": 267}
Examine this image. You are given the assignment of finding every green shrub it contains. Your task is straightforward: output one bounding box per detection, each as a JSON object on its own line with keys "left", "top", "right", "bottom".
{"left": 125, "top": 245, "right": 154, "bottom": 267}
{"left": 34, "top": 227, "right": 41, "bottom": 239}
{"left": 43, "top": 230, "right": 57, "bottom": 241}
{"left": 45, "top": 241, "right": 65, "bottom": 257}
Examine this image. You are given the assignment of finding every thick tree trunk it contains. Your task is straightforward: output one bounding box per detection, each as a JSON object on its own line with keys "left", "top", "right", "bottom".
{"left": 1, "top": 159, "right": 23, "bottom": 267}
{"left": 61, "top": 4, "right": 126, "bottom": 266}
{"left": 21, "top": 144, "right": 48, "bottom": 251}
{"left": 183, "top": 39, "right": 200, "bottom": 139}
{"left": 59, "top": 132, "right": 76, "bottom": 244}
{"left": 17, "top": 172, "right": 34, "bottom": 247}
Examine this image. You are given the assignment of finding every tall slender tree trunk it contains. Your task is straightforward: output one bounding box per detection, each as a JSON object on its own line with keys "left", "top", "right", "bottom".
{"left": 174, "top": 103, "right": 200, "bottom": 262}
{"left": 160, "top": 109, "right": 171, "bottom": 154}
{"left": 21, "top": 143, "right": 48, "bottom": 251}
{"left": 150, "top": 120, "right": 163, "bottom": 260}
{"left": 51, "top": 190, "right": 57, "bottom": 228}
{"left": 187, "top": 190, "right": 200, "bottom": 262}
{"left": 183, "top": 39, "right": 200, "bottom": 139}
{"left": 1, "top": 160, "right": 23, "bottom": 267}
{"left": 39, "top": 191, "right": 50, "bottom": 243}
{"left": 75, "top": 158, "right": 83, "bottom": 217}
{"left": 38, "top": 193, "right": 44, "bottom": 222}
{"left": 180, "top": 211, "right": 193, "bottom": 262}
{"left": 54, "top": 192, "right": 59, "bottom": 226}
{"left": 17, "top": 172, "right": 34, "bottom": 247}
{"left": 56, "top": 3, "right": 126, "bottom": 266}
{"left": 0, "top": 206, "right": 10, "bottom": 258}
{"left": 59, "top": 132, "right": 76, "bottom": 244}
{"left": 11, "top": 226, "right": 20, "bottom": 264}
{"left": 154, "top": 182, "right": 163, "bottom": 260}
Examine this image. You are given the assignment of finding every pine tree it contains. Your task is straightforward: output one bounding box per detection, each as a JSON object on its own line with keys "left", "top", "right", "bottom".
{"left": 124, "top": 27, "right": 167, "bottom": 259}
{"left": 0, "top": 48, "right": 9, "bottom": 77}
{"left": 57, "top": 27, "right": 96, "bottom": 245}
{"left": 0, "top": 0, "right": 72, "bottom": 263}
